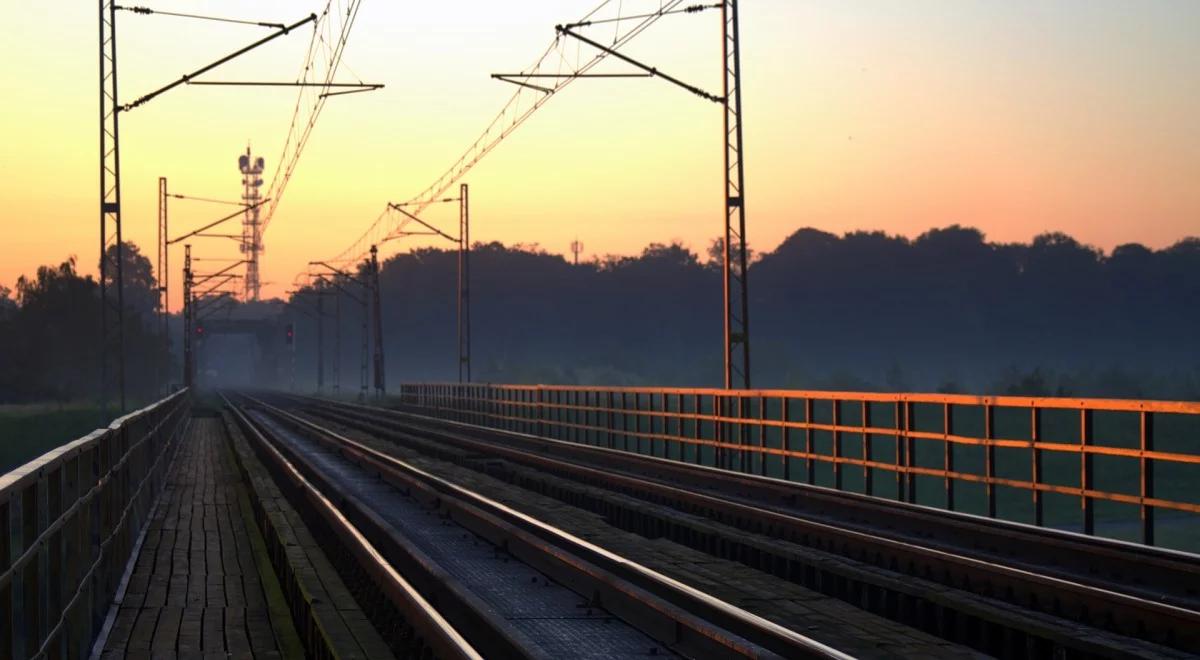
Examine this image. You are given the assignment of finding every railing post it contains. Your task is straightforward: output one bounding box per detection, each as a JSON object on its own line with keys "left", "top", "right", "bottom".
{"left": 536, "top": 387, "right": 544, "bottom": 438}
{"left": 606, "top": 391, "right": 616, "bottom": 449}
{"left": 692, "top": 395, "right": 703, "bottom": 464}
{"left": 713, "top": 394, "right": 723, "bottom": 468}
{"left": 904, "top": 401, "right": 916, "bottom": 503}
{"left": 862, "top": 401, "right": 872, "bottom": 496}
{"left": 1141, "top": 410, "right": 1155, "bottom": 545}
{"left": 944, "top": 403, "right": 955, "bottom": 511}
{"left": 781, "top": 397, "right": 791, "bottom": 481}
{"left": 1081, "top": 408, "right": 1094, "bottom": 536}
{"left": 1, "top": 495, "right": 10, "bottom": 660}
{"left": 1031, "top": 406, "right": 1044, "bottom": 527}
{"left": 831, "top": 401, "right": 842, "bottom": 490}
{"left": 984, "top": 403, "right": 996, "bottom": 519}
{"left": 894, "top": 401, "right": 904, "bottom": 500}
{"left": 22, "top": 478, "right": 43, "bottom": 656}
{"left": 805, "top": 399, "right": 815, "bottom": 486}
{"left": 756, "top": 395, "right": 766, "bottom": 475}
{"left": 633, "top": 392, "right": 642, "bottom": 455}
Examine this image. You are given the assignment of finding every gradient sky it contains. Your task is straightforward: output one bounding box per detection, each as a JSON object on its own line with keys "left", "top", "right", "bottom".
{"left": 1, "top": 1, "right": 1197, "bottom": 307}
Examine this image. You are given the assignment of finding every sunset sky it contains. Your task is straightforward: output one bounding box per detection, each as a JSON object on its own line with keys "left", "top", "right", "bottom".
{"left": 1, "top": 1, "right": 1197, "bottom": 307}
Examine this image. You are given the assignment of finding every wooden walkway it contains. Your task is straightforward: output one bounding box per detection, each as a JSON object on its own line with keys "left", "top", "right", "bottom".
{"left": 100, "top": 418, "right": 301, "bottom": 659}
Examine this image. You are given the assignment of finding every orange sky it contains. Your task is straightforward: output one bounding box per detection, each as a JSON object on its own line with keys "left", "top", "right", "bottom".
{"left": 1, "top": 1, "right": 1197, "bottom": 308}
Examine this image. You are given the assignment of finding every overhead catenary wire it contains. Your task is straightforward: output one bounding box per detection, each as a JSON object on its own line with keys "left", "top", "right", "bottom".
{"left": 115, "top": 5, "right": 286, "bottom": 29}
{"left": 259, "top": 0, "right": 366, "bottom": 236}
{"left": 170, "top": 193, "right": 253, "bottom": 207}
{"left": 315, "top": 0, "right": 694, "bottom": 273}
{"left": 563, "top": 3, "right": 721, "bottom": 28}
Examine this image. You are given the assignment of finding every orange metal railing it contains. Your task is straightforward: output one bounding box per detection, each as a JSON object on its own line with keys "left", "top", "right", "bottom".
{"left": 398, "top": 383, "right": 1200, "bottom": 552}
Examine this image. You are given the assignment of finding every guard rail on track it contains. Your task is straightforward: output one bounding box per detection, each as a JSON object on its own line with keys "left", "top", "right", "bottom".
{"left": 397, "top": 383, "right": 1200, "bottom": 551}
{"left": 0, "top": 390, "right": 190, "bottom": 660}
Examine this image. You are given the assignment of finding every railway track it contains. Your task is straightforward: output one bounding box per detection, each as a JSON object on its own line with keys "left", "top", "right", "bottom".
{"left": 224, "top": 391, "right": 849, "bottom": 659}
{"left": 260, "top": 391, "right": 1200, "bottom": 659}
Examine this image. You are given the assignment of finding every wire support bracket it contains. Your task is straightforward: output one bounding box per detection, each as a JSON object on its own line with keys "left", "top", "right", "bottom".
{"left": 554, "top": 26, "right": 723, "bottom": 103}
{"left": 120, "top": 13, "right": 317, "bottom": 111}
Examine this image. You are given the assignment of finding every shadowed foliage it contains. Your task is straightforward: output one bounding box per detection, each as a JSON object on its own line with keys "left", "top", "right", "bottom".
{"left": 1, "top": 229, "right": 1197, "bottom": 405}
{"left": 283, "top": 225, "right": 1199, "bottom": 400}
{"left": 0, "top": 242, "right": 165, "bottom": 404}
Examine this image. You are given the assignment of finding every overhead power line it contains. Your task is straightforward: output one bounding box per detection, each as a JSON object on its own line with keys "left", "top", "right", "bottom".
{"left": 315, "top": 0, "right": 697, "bottom": 271}
{"left": 115, "top": 5, "right": 287, "bottom": 29}
{"left": 259, "top": 0, "right": 368, "bottom": 236}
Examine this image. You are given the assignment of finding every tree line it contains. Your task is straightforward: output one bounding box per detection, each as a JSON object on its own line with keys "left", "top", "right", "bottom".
{"left": 1, "top": 225, "right": 1197, "bottom": 404}
{"left": 292, "top": 225, "right": 1199, "bottom": 400}
{"left": 0, "top": 243, "right": 164, "bottom": 404}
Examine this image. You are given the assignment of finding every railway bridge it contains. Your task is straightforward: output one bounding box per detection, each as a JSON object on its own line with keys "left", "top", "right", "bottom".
{"left": 1, "top": 385, "right": 1197, "bottom": 659}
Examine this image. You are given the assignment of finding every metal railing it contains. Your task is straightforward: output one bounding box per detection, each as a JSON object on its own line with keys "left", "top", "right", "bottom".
{"left": 398, "top": 383, "right": 1200, "bottom": 552}
{"left": 0, "top": 390, "right": 190, "bottom": 659}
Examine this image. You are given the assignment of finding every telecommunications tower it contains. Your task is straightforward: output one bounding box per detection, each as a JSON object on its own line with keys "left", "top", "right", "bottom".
{"left": 238, "top": 146, "right": 265, "bottom": 301}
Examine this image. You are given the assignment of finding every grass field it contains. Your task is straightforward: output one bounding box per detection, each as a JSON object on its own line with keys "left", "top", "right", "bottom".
{"left": 0, "top": 403, "right": 106, "bottom": 474}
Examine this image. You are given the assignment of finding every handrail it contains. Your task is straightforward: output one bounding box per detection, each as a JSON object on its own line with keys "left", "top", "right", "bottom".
{"left": 0, "top": 389, "right": 191, "bottom": 659}
{"left": 396, "top": 383, "right": 1200, "bottom": 552}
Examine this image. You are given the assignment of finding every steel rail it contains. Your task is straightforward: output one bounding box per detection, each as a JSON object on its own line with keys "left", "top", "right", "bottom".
{"left": 287, "top": 394, "right": 1200, "bottom": 654}
{"left": 234, "top": 393, "right": 849, "bottom": 659}
{"left": 312, "top": 395, "right": 1200, "bottom": 570}
{"left": 220, "top": 394, "right": 483, "bottom": 660}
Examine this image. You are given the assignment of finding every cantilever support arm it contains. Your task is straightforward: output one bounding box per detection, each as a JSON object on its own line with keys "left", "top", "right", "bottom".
{"left": 554, "top": 26, "right": 723, "bottom": 104}
{"left": 195, "top": 278, "right": 241, "bottom": 300}
{"left": 167, "top": 199, "right": 270, "bottom": 245}
{"left": 311, "top": 274, "right": 364, "bottom": 305}
{"left": 193, "top": 261, "right": 248, "bottom": 287}
{"left": 490, "top": 75, "right": 554, "bottom": 94}
{"left": 309, "top": 261, "right": 368, "bottom": 288}
{"left": 186, "top": 81, "right": 384, "bottom": 100}
{"left": 387, "top": 204, "right": 459, "bottom": 244}
{"left": 122, "top": 13, "right": 318, "bottom": 111}
{"left": 194, "top": 288, "right": 235, "bottom": 310}
{"left": 195, "top": 234, "right": 245, "bottom": 242}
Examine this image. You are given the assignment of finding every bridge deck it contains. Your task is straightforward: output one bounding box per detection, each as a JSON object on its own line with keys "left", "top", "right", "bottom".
{"left": 100, "top": 418, "right": 301, "bottom": 659}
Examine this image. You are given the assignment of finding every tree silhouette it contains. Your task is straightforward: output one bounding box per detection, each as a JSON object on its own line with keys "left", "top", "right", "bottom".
{"left": 0, "top": 243, "right": 166, "bottom": 403}
{"left": 1, "top": 228, "right": 1196, "bottom": 404}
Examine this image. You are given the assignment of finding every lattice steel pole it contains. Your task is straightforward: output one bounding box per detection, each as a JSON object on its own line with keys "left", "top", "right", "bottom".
{"left": 458, "top": 183, "right": 472, "bottom": 383}
{"left": 316, "top": 284, "right": 325, "bottom": 393}
{"left": 100, "top": 0, "right": 126, "bottom": 412}
{"left": 371, "top": 245, "right": 386, "bottom": 397}
{"left": 182, "top": 245, "right": 193, "bottom": 388}
{"left": 334, "top": 284, "right": 341, "bottom": 396}
{"left": 722, "top": 0, "right": 751, "bottom": 390}
{"left": 158, "top": 176, "right": 168, "bottom": 391}
{"left": 359, "top": 266, "right": 369, "bottom": 400}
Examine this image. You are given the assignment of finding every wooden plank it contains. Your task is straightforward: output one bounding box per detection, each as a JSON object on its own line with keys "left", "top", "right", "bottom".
{"left": 176, "top": 607, "right": 203, "bottom": 655}
{"left": 143, "top": 573, "right": 169, "bottom": 608}
{"left": 201, "top": 606, "right": 225, "bottom": 654}
{"left": 166, "top": 572, "right": 189, "bottom": 607}
{"left": 127, "top": 607, "right": 160, "bottom": 652}
{"left": 103, "top": 606, "right": 140, "bottom": 652}
{"left": 225, "top": 607, "right": 253, "bottom": 656}
{"left": 245, "top": 608, "right": 279, "bottom": 655}
{"left": 151, "top": 606, "right": 183, "bottom": 655}
{"left": 205, "top": 573, "right": 226, "bottom": 608}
